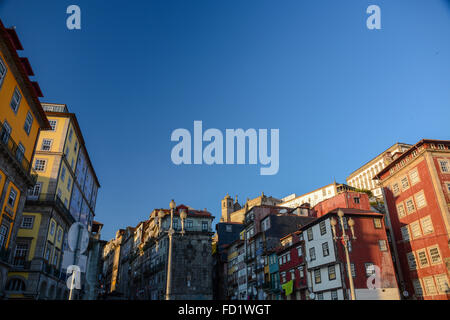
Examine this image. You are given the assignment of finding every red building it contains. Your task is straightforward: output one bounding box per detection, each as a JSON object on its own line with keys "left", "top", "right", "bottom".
{"left": 276, "top": 231, "right": 307, "bottom": 300}
{"left": 375, "top": 139, "right": 450, "bottom": 300}
{"left": 312, "top": 192, "right": 371, "bottom": 217}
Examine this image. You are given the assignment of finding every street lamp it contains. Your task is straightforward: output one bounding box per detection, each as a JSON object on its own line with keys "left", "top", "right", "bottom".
{"left": 164, "top": 200, "right": 187, "bottom": 300}
{"left": 330, "top": 209, "right": 356, "bottom": 300}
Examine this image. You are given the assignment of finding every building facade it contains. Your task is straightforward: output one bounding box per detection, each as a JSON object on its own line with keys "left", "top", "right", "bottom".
{"left": 0, "top": 20, "right": 50, "bottom": 298}
{"left": 375, "top": 139, "right": 450, "bottom": 300}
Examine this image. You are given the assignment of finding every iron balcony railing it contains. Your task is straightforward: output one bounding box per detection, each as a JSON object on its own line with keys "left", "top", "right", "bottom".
{"left": 0, "top": 121, "right": 38, "bottom": 184}
{"left": 26, "top": 193, "right": 74, "bottom": 223}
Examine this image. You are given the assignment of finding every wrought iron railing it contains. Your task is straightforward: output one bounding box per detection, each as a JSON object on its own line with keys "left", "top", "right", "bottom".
{"left": 0, "top": 121, "right": 38, "bottom": 184}
{"left": 26, "top": 193, "right": 74, "bottom": 222}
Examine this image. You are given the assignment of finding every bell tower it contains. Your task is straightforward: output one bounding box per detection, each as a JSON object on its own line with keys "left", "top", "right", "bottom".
{"left": 221, "top": 194, "right": 234, "bottom": 222}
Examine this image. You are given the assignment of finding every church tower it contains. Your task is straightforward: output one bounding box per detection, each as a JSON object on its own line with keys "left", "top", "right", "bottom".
{"left": 221, "top": 194, "right": 234, "bottom": 222}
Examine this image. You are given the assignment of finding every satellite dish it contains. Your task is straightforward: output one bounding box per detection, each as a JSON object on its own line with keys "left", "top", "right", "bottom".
{"left": 403, "top": 290, "right": 409, "bottom": 297}
{"left": 309, "top": 293, "right": 315, "bottom": 299}
{"left": 68, "top": 222, "right": 89, "bottom": 254}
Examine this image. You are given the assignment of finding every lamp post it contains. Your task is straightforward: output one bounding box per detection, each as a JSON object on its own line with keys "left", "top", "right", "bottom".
{"left": 159, "top": 200, "right": 187, "bottom": 300}
{"left": 330, "top": 209, "right": 357, "bottom": 300}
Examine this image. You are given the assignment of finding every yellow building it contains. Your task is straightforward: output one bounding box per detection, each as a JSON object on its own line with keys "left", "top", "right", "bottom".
{"left": 7, "top": 103, "right": 100, "bottom": 300}
{"left": 0, "top": 20, "right": 50, "bottom": 298}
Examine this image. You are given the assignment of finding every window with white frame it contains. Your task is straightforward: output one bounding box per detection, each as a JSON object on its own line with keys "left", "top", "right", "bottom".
{"left": 400, "top": 226, "right": 410, "bottom": 241}
{"left": 34, "top": 159, "right": 46, "bottom": 171}
{"left": 401, "top": 176, "right": 410, "bottom": 190}
{"left": 373, "top": 218, "right": 382, "bottom": 229}
{"left": 322, "top": 242, "right": 329, "bottom": 256}
{"left": 422, "top": 276, "right": 437, "bottom": 295}
{"left": 21, "top": 216, "right": 34, "bottom": 229}
{"left": 434, "top": 274, "right": 449, "bottom": 294}
{"left": 0, "top": 225, "right": 9, "bottom": 248}
{"left": 328, "top": 265, "right": 336, "bottom": 280}
{"left": 414, "top": 191, "right": 426, "bottom": 209}
{"left": 24, "top": 111, "right": 33, "bottom": 135}
{"left": 416, "top": 249, "right": 429, "bottom": 268}
{"left": 365, "top": 263, "right": 375, "bottom": 276}
{"left": 420, "top": 216, "right": 434, "bottom": 235}
{"left": 202, "top": 221, "right": 208, "bottom": 231}
{"left": 406, "top": 252, "right": 417, "bottom": 270}
{"left": 290, "top": 269, "right": 295, "bottom": 280}
{"left": 297, "top": 246, "right": 302, "bottom": 257}
{"left": 316, "top": 292, "right": 323, "bottom": 300}
{"left": 428, "top": 246, "right": 442, "bottom": 265}
{"left": 410, "top": 221, "right": 422, "bottom": 239}
{"left": 309, "top": 247, "right": 316, "bottom": 261}
{"left": 261, "top": 217, "right": 270, "bottom": 232}
{"left": 41, "top": 139, "right": 52, "bottom": 151}
{"left": 409, "top": 169, "right": 420, "bottom": 185}
{"left": 7, "top": 188, "right": 17, "bottom": 207}
{"left": 0, "top": 56, "right": 7, "bottom": 86}
{"left": 331, "top": 290, "right": 338, "bottom": 300}
{"left": 314, "top": 269, "right": 321, "bottom": 284}
{"left": 439, "top": 159, "right": 449, "bottom": 173}
{"left": 307, "top": 228, "right": 313, "bottom": 241}
{"left": 10, "top": 87, "right": 22, "bottom": 113}
{"left": 13, "top": 242, "right": 29, "bottom": 265}
{"left": 48, "top": 120, "right": 57, "bottom": 131}
{"left": 405, "top": 199, "right": 415, "bottom": 214}
{"left": 319, "top": 221, "right": 326, "bottom": 235}
{"left": 392, "top": 183, "right": 400, "bottom": 195}
{"left": 397, "top": 203, "right": 406, "bottom": 219}
{"left": 378, "top": 240, "right": 387, "bottom": 251}
{"left": 298, "top": 266, "right": 304, "bottom": 278}
{"left": 50, "top": 221, "right": 56, "bottom": 236}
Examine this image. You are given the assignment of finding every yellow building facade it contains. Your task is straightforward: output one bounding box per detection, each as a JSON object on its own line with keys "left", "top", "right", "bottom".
{"left": 0, "top": 20, "right": 50, "bottom": 298}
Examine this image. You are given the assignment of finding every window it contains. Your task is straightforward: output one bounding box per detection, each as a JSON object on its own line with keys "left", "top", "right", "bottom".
{"left": 67, "top": 177, "right": 72, "bottom": 191}
{"left": 13, "top": 243, "right": 29, "bottom": 266}
{"left": 322, "top": 242, "right": 329, "bottom": 257}
{"left": 7, "top": 188, "right": 17, "bottom": 207}
{"left": 434, "top": 274, "right": 449, "bottom": 294}
{"left": 10, "top": 87, "right": 22, "bottom": 113}
{"left": 34, "top": 159, "right": 46, "bottom": 171}
{"left": 420, "top": 216, "right": 434, "bottom": 235}
{"left": 45, "top": 244, "right": 52, "bottom": 261}
{"left": 57, "top": 189, "right": 62, "bottom": 199}
{"left": 409, "top": 169, "right": 420, "bottom": 185}
{"left": 290, "top": 269, "right": 295, "bottom": 280}
{"left": 1, "top": 120, "right": 11, "bottom": 144}
{"left": 406, "top": 252, "right": 417, "bottom": 270}
{"left": 202, "top": 221, "right": 208, "bottom": 232}
{"left": 307, "top": 228, "right": 313, "bottom": 241}
{"left": 316, "top": 293, "right": 323, "bottom": 300}
{"left": 309, "top": 247, "right": 316, "bottom": 261}
{"left": 0, "top": 225, "right": 9, "bottom": 248}
{"left": 57, "top": 229, "right": 62, "bottom": 242}
{"left": 373, "top": 218, "right": 382, "bottom": 229}
{"left": 414, "top": 191, "right": 426, "bottom": 209}
{"left": 350, "top": 263, "right": 356, "bottom": 277}
{"left": 298, "top": 266, "right": 304, "bottom": 278}
{"left": 48, "top": 120, "right": 57, "bottom": 131}
{"left": 353, "top": 197, "right": 360, "bottom": 204}
{"left": 226, "top": 225, "right": 232, "bottom": 232}
{"left": 50, "top": 221, "right": 56, "bottom": 236}
{"left": 428, "top": 246, "right": 442, "bottom": 265}
{"left": 412, "top": 279, "right": 423, "bottom": 296}
{"left": 0, "top": 56, "right": 7, "bottom": 87}
{"left": 16, "top": 143, "right": 25, "bottom": 162}
{"left": 281, "top": 272, "right": 286, "bottom": 283}
{"left": 439, "top": 160, "right": 449, "bottom": 173}
{"left": 392, "top": 183, "right": 400, "bottom": 195}
{"left": 365, "top": 263, "right": 375, "bottom": 276}
{"left": 400, "top": 226, "right": 410, "bottom": 241}
{"left": 53, "top": 249, "right": 59, "bottom": 266}
{"left": 61, "top": 166, "right": 66, "bottom": 182}
{"left": 41, "top": 139, "right": 52, "bottom": 151}
{"left": 297, "top": 246, "right": 302, "bottom": 257}
{"left": 401, "top": 176, "right": 409, "bottom": 190}
{"left": 423, "top": 276, "right": 437, "bottom": 295}
{"left": 328, "top": 265, "right": 336, "bottom": 280}
{"left": 314, "top": 269, "right": 321, "bottom": 284}
{"left": 416, "top": 249, "right": 429, "bottom": 268}
{"left": 446, "top": 182, "right": 450, "bottom": 193}
{"left": 405, "top": 199, "right": 415, "bottom": 214}
{"left": 68, "top": 129, "right": 73, "bottom": 142}
{"left": 24, "top": 111, "right": 33, "bottom": 135}
{"left": 319, "top": 221, "right": 326, "bottom": 235}
{"left": 378, "top": 240, "right": 387, "bottom": 251}
{"left": 331, "top": 290, "right": 338, "bottom": 300}
{"left": 186, "top": 220, "right": 193, "bottom": 229}
{"left": 74, "top": 141, "right": 78, "bottom": 151}
{"left": 261, "top": 217, "right": 270, "bottom": 232}
{"left": 410, "top": 221, "right": 422, "bottom": 239}
{"left": 21, "top": 216, "right": 34, "bottom": 229}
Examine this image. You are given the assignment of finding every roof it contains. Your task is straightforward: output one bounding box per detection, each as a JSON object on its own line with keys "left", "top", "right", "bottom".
{"left": 0, "top": 20, "right": 50, "bottom": 129}
{"left": 374, "top": 139, "right": 450, "bottom": 180}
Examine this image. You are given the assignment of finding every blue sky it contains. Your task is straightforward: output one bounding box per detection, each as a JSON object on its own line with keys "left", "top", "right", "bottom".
{"left": 1, "top": 0, "right": 449, "bottom": 240}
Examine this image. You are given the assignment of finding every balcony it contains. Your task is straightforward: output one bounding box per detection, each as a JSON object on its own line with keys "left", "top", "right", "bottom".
{"left": 26, "top": 193, "right": 74, "bottom": 223}
{"left": 11, "top": 257, "right": 32, "bottom": 269}
{"left": 0, "top": 122, "right": 37, "bottom": 185}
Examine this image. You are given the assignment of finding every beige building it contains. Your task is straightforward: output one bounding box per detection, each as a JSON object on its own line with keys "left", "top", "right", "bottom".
{"left": 220, "top": 193, "right": 282, "bottom": 223}
{"left": 346, "top": 142, "right": 412, "bottom": 199}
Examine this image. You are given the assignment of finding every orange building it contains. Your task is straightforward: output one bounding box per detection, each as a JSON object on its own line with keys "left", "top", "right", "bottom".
{"left": 0, "top": 19, "right": 50, "bottom": 298}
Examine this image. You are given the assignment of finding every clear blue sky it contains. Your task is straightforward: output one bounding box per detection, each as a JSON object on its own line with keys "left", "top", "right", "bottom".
{"left": 1, "top": 0, "right": 449, "bottom": 241}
